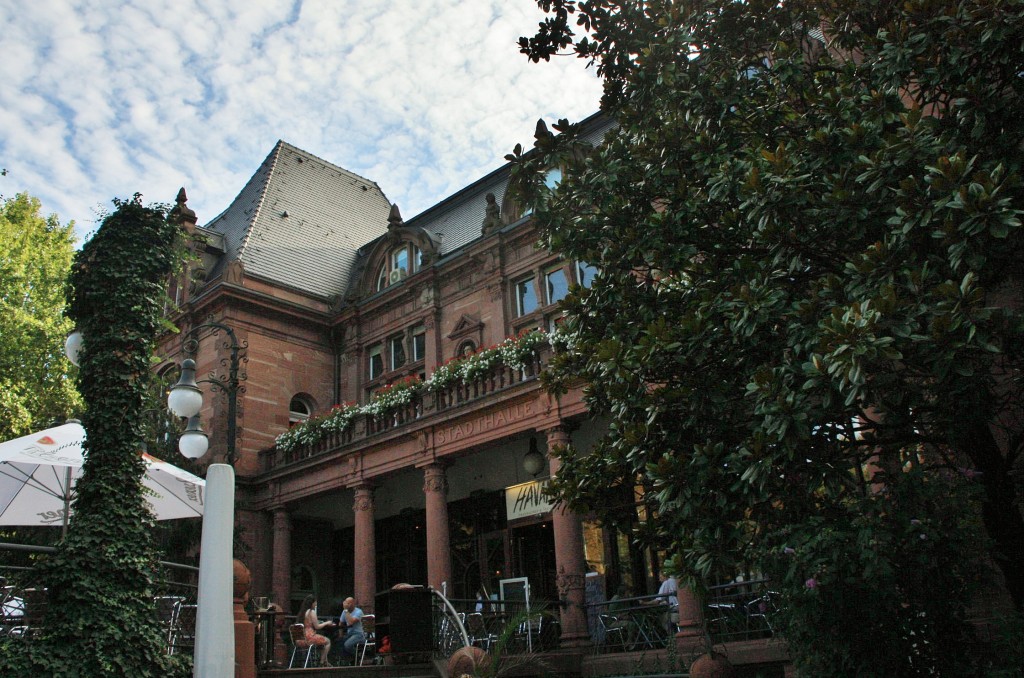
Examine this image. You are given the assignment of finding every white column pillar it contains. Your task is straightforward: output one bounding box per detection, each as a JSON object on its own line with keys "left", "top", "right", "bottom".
{"left": 193, "top": 463, "right": 236, "bottom": 677}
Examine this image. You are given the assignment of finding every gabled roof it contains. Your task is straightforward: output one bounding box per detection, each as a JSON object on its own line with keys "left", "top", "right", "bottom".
{"left": 203, "top": 141, "right": 391, "bottom": 299}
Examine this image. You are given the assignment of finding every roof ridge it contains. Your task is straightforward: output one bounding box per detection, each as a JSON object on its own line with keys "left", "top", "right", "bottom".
{"left": 237, "top": 140, "right": 284, "bottom": 262}
{"left": 276, "top": 140, "right": 388, "bottom": 201}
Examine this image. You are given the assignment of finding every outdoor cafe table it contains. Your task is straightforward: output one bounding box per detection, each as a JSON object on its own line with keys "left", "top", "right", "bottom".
{"left": 614, "top": 603, "right": 671, "bottom": 651}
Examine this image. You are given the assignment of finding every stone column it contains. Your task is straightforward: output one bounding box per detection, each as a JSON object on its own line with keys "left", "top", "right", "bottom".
{"left": 423, "top": 462, "right": 452, "bottom": 592}
{"left": 545, "top": 425, "right": 591, "bottom": 648}
{"left": 271, "top": 508, "right": 291, "bottom": 614}
{"left": 353, "top": 483, "right": 377, "bottom": 613}
{"left": 271, "top": 508, "right": 291, "bottom": 665}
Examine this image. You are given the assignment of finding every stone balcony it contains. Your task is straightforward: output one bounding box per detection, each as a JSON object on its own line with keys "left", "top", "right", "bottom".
{"left": 259, "top": 348, "right": 548, "bottom": 473}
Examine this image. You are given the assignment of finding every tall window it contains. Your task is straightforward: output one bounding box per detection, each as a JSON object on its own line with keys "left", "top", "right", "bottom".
{"left": 545, "top": 268, "right": 569, "bottom": 304}
{"left": 412, "top": 325, "right": 426, "bottom": 362}
{"left": 390, "top": 334, "right": 406, "bottom": 370}
{"left": 368, "top": 344, "right": 384, "bottom": 380}
{"left": 515, "top": 276, "right": 538, "bottom": 317}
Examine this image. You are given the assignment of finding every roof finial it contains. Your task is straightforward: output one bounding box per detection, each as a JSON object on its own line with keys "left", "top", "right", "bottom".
{"left": 387, "top": 203, "right": 403, "bottom": 231}
{"left": 169, "top": 186, "right": 197, "bottom": 231}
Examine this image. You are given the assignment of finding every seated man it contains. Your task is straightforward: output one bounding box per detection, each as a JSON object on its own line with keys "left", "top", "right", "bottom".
{"left": 336, "top": 596, "right": 365, "bottom": 664}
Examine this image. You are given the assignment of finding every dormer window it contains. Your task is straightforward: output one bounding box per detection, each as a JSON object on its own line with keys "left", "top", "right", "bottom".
{"left": 376, "top": 242, "right": 424, "bottom": 291}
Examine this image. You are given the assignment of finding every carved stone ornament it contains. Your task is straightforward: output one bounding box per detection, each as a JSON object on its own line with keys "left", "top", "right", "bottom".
{"left": 556, "top": 567, "right": 586, "bottom": 600}
{"left": 225, "top": 259, "right": 245, "bottom": 285}
{"left": 423, "top": 474, "right": 448, "bottom": 495}
{"left": 353, "top": 486, "right": 375, "bottom": 512}
{"left": 481, "top": 192, "right": 502, "bottom": 235}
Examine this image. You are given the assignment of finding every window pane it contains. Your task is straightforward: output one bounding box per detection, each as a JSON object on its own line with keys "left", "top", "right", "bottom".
{"left": 392, "top": 247, "right": 409, "bottom": 273}
{"left": 546, "top": 268, "right": 568, "bottom": 304}
{"left": 576, "top": 262, "right": 598, "bottom": 288}
{"left": 516, "top": 278, "right": 538, "bottom": 316}
{"left": 369, "top": 346, "right": 383, "bottom": 379}
{"left": 376, "top": 264, "right": 388, "bottom": 291}
{"left": 413, "top": 246, "right": 423, "bottom": 272}
{"left": 412, "top": 326, "right": 426, "bottom": 361}
{"left": 391, "top": 336, "right": 406, "bottom": 369}
{"left": 544, "top": 168, "right": 562, "bottom": 189}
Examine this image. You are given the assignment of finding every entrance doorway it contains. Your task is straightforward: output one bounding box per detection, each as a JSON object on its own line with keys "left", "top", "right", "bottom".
{"left": 509, "top": 520, "right": 557, "bottom": 602}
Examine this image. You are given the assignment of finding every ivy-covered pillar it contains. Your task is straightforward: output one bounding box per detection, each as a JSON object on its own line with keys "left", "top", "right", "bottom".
{"left": 545, "top": 425, "right": 591, "bottom": 648}
{"left": 21, "top": 197, "right": 184, "bottom": 677}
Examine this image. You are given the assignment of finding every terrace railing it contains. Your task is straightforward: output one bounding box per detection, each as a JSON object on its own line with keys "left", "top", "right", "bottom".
{"left": 262, "top": 347, "right": 546, "bottom": 472}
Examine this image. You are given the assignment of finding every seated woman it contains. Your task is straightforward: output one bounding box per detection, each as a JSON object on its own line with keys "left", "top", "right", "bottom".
{"left": 296, "top": 594, "right": 335, "bottom": 667}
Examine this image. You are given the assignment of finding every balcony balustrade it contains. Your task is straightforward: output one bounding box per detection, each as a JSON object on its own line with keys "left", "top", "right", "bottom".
{"left": 261, "top": 348, "right": 546, "bottom": 472}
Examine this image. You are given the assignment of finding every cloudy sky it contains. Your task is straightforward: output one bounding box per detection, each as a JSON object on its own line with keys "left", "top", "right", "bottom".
{"left": 0, "top": 0, "right": 602, "bottom": 242}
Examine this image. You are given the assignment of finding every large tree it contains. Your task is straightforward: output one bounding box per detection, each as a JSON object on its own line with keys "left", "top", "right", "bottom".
{"left": 0, "top": 193, "right": 81, "bottom": 438}
{"left": 514, "top": 0, "right": 1023, "bottom": 674}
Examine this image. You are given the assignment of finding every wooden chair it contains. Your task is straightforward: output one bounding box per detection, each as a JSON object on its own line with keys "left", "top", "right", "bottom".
{"left": 288, "top": 623, "right": 315, "bottom": 668}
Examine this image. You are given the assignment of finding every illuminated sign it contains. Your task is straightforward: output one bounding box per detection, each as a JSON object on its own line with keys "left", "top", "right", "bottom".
{"left": 505, "top": 479, "right": 553, "bottom": 521}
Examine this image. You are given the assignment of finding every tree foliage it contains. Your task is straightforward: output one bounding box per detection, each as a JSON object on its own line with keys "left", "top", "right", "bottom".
{"left": 0, "top": 196, "right": 189, "bottom": 677}
{"left": 0, "top": 193, "right": 81, "bottom": 438}
{"left": 514, "top": 0, "right": 1024, "bottom": 674}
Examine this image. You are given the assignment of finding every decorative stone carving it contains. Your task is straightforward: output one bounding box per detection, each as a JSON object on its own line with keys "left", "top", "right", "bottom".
{"left": 423, "top": 467, "right": 448, "bottom": 495}
{"left": 482, "top": 192, "right": 502, "bottom": 235}
{"left": 353, "top": 485, "right": 375, "bottom": 512}
{"left": 556, "top": 566, "right": 586, "bottom": 600}
{"left": 169, "top": 187, "right": 198, "bottom": 232}
{"left": 225, "top": 259, "right": 245, "bottom": 285}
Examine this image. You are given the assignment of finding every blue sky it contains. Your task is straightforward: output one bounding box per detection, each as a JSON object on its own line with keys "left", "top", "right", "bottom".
{"left": 0, "top": 0, "right": 602, "bottom": 243}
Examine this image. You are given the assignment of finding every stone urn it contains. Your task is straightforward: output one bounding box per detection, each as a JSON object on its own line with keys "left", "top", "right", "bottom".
{"left": 689, "top": 651, "right": 735, "bottom": 678}
{"left": 233, "top": 558, "right": 251, "bottom": 605}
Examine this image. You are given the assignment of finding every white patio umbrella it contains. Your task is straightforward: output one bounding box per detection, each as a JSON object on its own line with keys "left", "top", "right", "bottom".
{"left": 0, "top": 422, "right": 205, "bottom": 533}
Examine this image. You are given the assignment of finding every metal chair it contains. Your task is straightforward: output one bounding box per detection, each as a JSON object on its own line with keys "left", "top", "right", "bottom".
{"left": 599, "top": 613, "right": 627, "bottom": 651}
{"left": 466, "top": 612, "right": 497, "bottom": 651}
{"left": 288, "top": 623, "right": 316, "bottom": 668}
{"left": 154, "top": 595, "right": 184, "bottom": 653}
{"left": 168, "top": 602, "right": 197, "bottom": 654}
{"left": 357, "top": 614, "right": 376, "bottom": 665}
{"left": 17, "top": 588, "right": 47, "bottom": 640}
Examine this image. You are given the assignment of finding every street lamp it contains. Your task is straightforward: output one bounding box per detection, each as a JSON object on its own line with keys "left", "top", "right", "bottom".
{"left": 166, "top": 321, "right": 245, "bottom": 678}
{"left": 167, "top": 322, "right": 244, "bottom": 465}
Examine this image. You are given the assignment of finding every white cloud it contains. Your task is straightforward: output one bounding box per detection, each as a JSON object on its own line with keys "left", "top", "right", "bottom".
{"left": 0, "top": 0, "right": 602, "bottom": 242}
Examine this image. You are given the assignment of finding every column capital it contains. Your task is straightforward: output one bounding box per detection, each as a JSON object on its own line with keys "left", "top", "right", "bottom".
{"left": 423, "top": 463, "right": 449, "bottom": 495}
{"left": 353, "top": 483, "right": 376, "bottom": 513}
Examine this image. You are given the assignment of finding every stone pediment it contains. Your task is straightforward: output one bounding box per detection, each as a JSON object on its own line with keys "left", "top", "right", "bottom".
{"left": 448, "top": 314, "right": 483, "bottom": 340}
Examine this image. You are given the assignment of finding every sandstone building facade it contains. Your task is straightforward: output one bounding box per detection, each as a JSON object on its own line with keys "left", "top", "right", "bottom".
{"left": 159, "top": 116, "right": 662, "bottom": 645}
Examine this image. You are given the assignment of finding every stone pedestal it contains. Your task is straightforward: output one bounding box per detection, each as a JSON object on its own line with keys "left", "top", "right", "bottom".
{"left": 233, "top": 559, "right": 256, "bottom": 678}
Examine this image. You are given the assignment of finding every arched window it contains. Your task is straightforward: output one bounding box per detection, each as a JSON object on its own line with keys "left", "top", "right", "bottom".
{"left": 289, "top": 395, "right": 314, "bottom": 427}
{"left": 376, "top": 242, "right": 423, "bottom": 291}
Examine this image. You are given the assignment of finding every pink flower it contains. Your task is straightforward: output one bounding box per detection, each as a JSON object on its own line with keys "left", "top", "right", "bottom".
{"left": 805, "top": 578, "right": 818, "bottom": 589}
